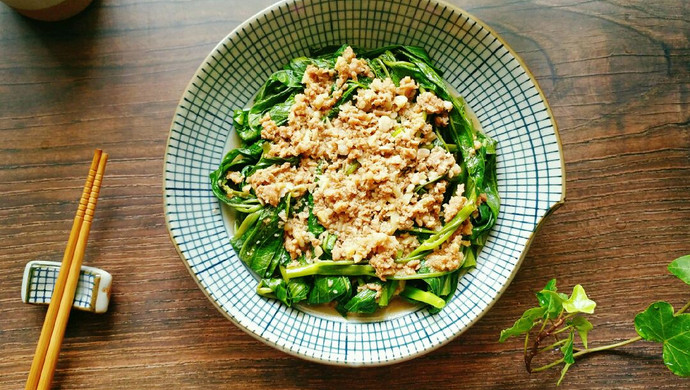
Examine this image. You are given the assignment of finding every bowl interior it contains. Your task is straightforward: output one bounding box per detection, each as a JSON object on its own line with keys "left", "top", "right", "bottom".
{"left": 164, "top": 0, "right": 564, "bottom": 365}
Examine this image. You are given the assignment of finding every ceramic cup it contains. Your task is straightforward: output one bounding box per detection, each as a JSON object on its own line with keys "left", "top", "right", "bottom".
{"left": 1, "top": 0, "right": 93, "bottom": 21}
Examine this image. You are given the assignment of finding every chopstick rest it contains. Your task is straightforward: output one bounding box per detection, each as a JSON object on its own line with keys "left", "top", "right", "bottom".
{"left": 21, "top": 260, "right": 112, "bottom": 314}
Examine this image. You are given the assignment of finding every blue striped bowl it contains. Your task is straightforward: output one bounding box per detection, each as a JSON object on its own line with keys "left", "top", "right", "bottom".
{"left": 164, "top": 0, "right": 565, "bottom": 365}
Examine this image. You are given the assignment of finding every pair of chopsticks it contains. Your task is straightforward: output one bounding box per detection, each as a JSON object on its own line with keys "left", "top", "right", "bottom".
{"left": 25, "top": 149, "right": 108, "bottom": 390}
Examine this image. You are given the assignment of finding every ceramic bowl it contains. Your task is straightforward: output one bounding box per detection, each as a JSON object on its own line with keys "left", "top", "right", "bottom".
{"left": 164, "top": 0, "right": 565, "bottom": 365}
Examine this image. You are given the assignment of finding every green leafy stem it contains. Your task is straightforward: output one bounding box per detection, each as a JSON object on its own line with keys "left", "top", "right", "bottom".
{"left": 282, "top": 260, "right": 453, "bottom": 281}
{"left": 397, "top": 194, "right": 477, "bottom": 264}
{"left": 500, "top": 254, "right": 690, "bottom": 385}
{"left": 531, "top": 301, "right": 690, "bottom": 374}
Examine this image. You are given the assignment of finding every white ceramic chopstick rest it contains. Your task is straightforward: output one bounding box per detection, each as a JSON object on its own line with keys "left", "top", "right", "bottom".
{"left": 21, "top": 260, "right": 112, "bottom": 314}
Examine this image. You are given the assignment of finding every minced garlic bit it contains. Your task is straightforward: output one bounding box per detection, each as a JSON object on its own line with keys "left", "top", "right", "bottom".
{"left": 249, "top": 46, "right": 468, "bottom": 278}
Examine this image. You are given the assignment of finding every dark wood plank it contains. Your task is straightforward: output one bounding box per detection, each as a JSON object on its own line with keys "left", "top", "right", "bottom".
{"left": 0, "top": 0, "right": 688, "bottom": 389}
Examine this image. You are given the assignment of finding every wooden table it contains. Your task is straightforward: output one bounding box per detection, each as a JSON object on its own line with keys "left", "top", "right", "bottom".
{"left": 1, "top": 1, "right": 688, "bottom": 388}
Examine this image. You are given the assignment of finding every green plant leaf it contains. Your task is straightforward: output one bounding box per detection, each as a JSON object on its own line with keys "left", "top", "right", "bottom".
{"left": 536, "top": 279, "right": 567, "bottom": 319}
{"left": 570, "top": 316, "right": 593, "bottom": 349}
{"left": 499, "top": 306, "right": 547, "bottom": 342}
{"left": 557, "top": 363, "right": 572, "bottom": 387}
{"left": 634, "top": 301, "right": 690, "bottom": 377}
{"left": 563, "top": 284, "right": 596, "bottom": 314}
{"left": 668, "top": 255, "right": 690, "bottom": 286}
{"left": 562, "top": 331, "right": 575, "bottom": 364}
{"left": 537, "top": 278, "right": 556, "bottom": 300}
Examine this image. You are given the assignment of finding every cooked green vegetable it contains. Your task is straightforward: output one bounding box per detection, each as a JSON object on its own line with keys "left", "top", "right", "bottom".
{"left": 308, "top": 276, "right": 351, "bottom": 305}
{"left": 343, "top": 288, "right": 380, "bottom": 314}
{"left": 210, "top": 44, "right": 499, "bottom": 316}
{"left": 400, "top": 286, "right": 446, "bottom": 309}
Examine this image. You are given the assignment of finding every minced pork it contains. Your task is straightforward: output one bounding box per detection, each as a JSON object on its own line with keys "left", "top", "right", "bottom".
{"left": 249, "top": 46, "right": 471, "bottom": 278}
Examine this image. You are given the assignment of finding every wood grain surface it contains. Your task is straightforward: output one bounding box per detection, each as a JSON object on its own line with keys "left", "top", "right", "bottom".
{"left": 1, "top": 0, "right": 688, "bottom": 389}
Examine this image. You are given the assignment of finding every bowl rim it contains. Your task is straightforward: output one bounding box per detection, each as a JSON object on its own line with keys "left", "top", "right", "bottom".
{"left": 163, "top": 0, "right": 566, "bottom": 366}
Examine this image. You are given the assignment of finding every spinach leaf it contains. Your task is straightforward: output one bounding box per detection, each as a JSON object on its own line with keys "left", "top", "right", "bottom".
{"left": 210, "top": 139, "right": 266, "bottom": 188}
{"left": 284, "top": 56, "right": 335, "bottom": 76}
{"left": 242, "top": 90, "right": 294, "bottom": 143}
{"left": 471, "top": 151, "right": 500, "bottom": 243}
{"left": 422, "top": 270, "right": 449, "bottom": 297}
{"left": 358, "top": 45, "right": 442, "bottom": 74}
{"left": 405, "top": 56, "right": 447, "bottom": 93}
{"left": 235, "top": 67, "right": 304, "bottom": 144}
{"left": 400, "top": 46, "right": 443, "bottom": 74}
{"left": 285, "top": 278, "right": 311, "bottom": 305}
{"left": 255, "top": 70, "right": 302, "bottom": 102}
{"left": 470, "top": 202, "right": 495, "bottom": 241}
{"left": 343, "top": 288, "right": 379, "bottom": 314}
{"left": 364, "top": 58, "right": 388, "bottom": 80}
{"left": 308, "top": 276, "right": 351, "bottom": 304}
{"left": 252, "top": 83, "right": 296, "bottom": 114}
{"left": 462, "top": 245, "right": 477, "bottom": 268}
{"left": 264, "top": 95, "right": 296, "bottom": 126}
{"left": 232, "top": 109, "right": 259, "bottom": 143}
{"left": 358, "top": 45, "right": 398, "bottom": 58}
{"left": 384, "top": 60, "right": 430, "bottom": 86}
{"left": 378, "top": 280, "right": 399, "bottom": 307}
{"left": 306, "top": 192, "right": 326, "bottom": 236}
{"left": 230, "top": 207, "right": 262, "bottom": 253}
{"left": 266, "top": 245, "right": 289, "bottom": 277}
{"left": 246, "top": 155, "right": 300, "bottom": 177}
{"left": 423, "top": 268, "right": 462, "bottom": 314}
{"left": 209, "top": 166, "right": 261, "bottom": 214}
{"left": 209, "top": 139, "right": 269, "bottom": 214}
{"left": 447, "top": 99, "right": 486, "bottom": 191}
{"left": 310, "top": 44, "right": 351, "bottom": 59}
{"left": 277, "top": 245, "right": 292, "bottom": 267}
{"left": 320, "top": 232, "right": 337, "bottom": 256}
{"left": 258, "top": 277, "right": 311, "bottom": 307}
{"left": 247, "top": 230, "right": 282, "bottom": 277}
{"left": 327, "top": 78, "right": 371, "bottom": 118}
{"left": 237, "top": 205, "right": 285, "bottom": 277}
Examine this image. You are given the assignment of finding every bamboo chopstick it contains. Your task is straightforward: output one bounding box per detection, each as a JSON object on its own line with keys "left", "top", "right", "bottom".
{"left": 36, "top": 152, "right": 108, "bottom": 390}
{"left": 25, "top": 149, "right": 102, "bottom": 390}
